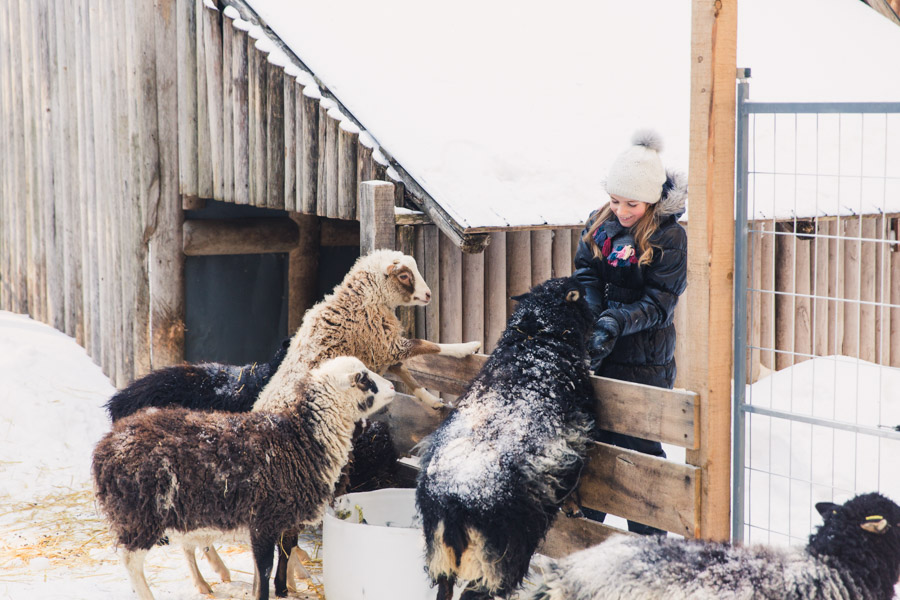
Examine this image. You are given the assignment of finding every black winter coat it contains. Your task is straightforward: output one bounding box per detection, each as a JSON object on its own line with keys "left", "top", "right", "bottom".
{"left": 573, "top": 171, "right": 688, "bottom": 390}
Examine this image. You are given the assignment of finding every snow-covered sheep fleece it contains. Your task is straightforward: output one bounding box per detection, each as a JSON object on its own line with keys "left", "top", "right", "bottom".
{"left": 416, "top": 276, "right": 596, "bottom": 600}
{"left": 529, "top": 492, "right": 900, "bottom": 600}
{"left": 92, "top": 356, "right": 396, "bottom": 600}
{"left": 103, "top": 338, "right": 290, "bottom": 421}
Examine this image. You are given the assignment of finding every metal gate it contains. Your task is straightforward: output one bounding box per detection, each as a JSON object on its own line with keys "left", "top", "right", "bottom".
{"left": 732, "top": 80, "right": 900, "bottom": 544}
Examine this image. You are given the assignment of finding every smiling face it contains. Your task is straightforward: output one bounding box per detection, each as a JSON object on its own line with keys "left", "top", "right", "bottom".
{"left": 609, "top": 194, "right": 648, "bottom": 228}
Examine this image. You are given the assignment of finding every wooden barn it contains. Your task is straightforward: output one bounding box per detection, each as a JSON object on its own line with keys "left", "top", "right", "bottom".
{"left": 0, "top": 0, "right": 741, "bottom": 562}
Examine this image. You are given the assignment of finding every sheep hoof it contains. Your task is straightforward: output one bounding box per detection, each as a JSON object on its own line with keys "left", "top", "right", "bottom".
{"left": 414, "top": 388, "right": 449, "bottom": 411}
{"left": 194, "top": 581, "right": 213, "bottom": 595}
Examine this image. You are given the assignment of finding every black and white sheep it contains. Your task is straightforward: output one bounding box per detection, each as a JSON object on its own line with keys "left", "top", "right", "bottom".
{"left": 91, "top": 356, "right": 396, "bottom": 600}
{"left": 529, "top": 492, "right": 900, "bottom": 600}
{"left": 253, "top": 248, "right": 481, "bottom": 413}
{"left": 103, "top": 338, "right": 290, "bottom": 421}
{"left": 416, "top": 276, "right": 596, "bottom": 600}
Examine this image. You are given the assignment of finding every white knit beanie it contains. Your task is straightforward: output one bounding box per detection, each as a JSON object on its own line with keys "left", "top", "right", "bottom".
{"left": 605, "top": 129, "right": 666, "bottom": 204}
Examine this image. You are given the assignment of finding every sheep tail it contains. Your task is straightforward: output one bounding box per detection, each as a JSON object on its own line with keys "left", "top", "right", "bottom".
{"left": 442, "top": 519, "right": 469, "bottom": 568}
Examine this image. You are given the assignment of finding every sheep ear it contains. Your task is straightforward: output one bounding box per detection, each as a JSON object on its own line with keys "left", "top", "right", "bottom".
{"left": 510, "top": 292, "right": 530, "bottom": 302}
{"left": 815, "top": 502, "right": 840, "bottom": 518}
{"left": 565, "top": 290, "right": 580, "bottom": 302}
{"left": 860, "top": 519, "right": 890, "bottom": 534}
{"left": 385, "top": 258, "right": 401, "bottom": 275}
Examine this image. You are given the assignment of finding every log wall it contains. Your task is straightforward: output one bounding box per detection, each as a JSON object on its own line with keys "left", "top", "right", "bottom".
{"left": 746, "top": 216, "right": 900, "bottom": 379}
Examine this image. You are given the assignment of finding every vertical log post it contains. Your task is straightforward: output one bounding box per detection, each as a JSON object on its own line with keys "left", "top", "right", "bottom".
{"left": 150, "top": 0, "right": 185, "bottom": 368}
{"left": 484, "top": 231, "right": 507, "bottom": 353}
{"left": 359, "top": 181, "right": 396, "bottom": 254}
{"left": 685, "top": 0, "right": 737, "bottom": 542}
{"left": 288, "top": 213, "right": 320, "bottom": 333}
{"left": 177, "top": 0, "right": 198, "bottom": 205}
{"left": 231, "top": 18, "right": 250, "bottom": 204}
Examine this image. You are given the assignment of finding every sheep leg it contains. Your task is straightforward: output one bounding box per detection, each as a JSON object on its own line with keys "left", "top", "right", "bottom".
{"left": 181, "top": 544, "right": 213, "bottom": 595}
{"left": 388, "top": 364, "right": 447, "bottom": 410}
{"left": 459, "top": 585, "right": 492, "bottom": 600}
{"left": 273, "top": 529, "right": 298, "bottom": 597}
{"left": 286, "top": 546, "right": 313, "bottom": 590}
{"left": 122, "top": 549, "right": 155, "bottom": 600}
{"left": 435, "top": 574, "right": 457, "bottom": 600}
{"left": 251, "top": 532, "right": 277, "bottom": 600}
{"left": 403, "top": 339, "right": 481, "bottom": 360}
{"left": 202, "top": 545, "right": 231, "bottom": 582}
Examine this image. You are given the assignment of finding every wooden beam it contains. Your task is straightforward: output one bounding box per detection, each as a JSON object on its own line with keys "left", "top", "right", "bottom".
{"left": 359, "top": 181, "right": 395, "bottom": 253}
{"left": 183, "top": 218, "right": 299, "bottom": 255}
{"left": 685, "top": 0, "right": 737, "bottom": 542}
{"left": 539, "top": 515, "right": 635, "bottom": 560}
{"left": 578, "top": 442, "right": 700, "bottom": 537}
{"left": 398, "top": 353, "right": 698, "bottom": 447}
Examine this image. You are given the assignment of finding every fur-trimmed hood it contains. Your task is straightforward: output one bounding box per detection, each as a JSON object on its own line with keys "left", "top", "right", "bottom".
{"left": 657, "top": 169, "right": 687, "bottom": 219}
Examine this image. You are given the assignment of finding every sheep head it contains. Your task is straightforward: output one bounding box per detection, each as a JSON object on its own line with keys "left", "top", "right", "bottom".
{"left": 384, "top": 254, "right": 431, "bottom": 307}
{"left": 314, "top": 356, "right": 396, "bottom": 417}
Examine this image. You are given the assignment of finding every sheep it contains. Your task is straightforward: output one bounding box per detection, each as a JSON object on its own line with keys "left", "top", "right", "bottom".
{"left": 416, "top": 276, "right": 596, "bottom": 600}
{"left": 91, "top": 356, "right": 396, "bottom": 600}
{"left": 253, "top": 248, "right": 482, "bottom": 414}
{"left": 528, "top": 492, "right": 900, "bottom": 600}
{"left": 103, "top": 338, "right": 290, "bottom": 421}
{"left": 100, "top": 338, "right": 290, "bottom": 593}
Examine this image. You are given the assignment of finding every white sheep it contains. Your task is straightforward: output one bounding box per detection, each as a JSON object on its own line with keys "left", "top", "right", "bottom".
{"left": 254, "top": 248, "right": 481, "bottom": 413}
{"left": 92, "top": 356, "right": 396, "bottom": 600}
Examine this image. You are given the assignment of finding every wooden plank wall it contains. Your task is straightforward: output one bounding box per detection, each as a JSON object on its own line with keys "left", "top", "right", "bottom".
{"left": 746, "top": 216, "right": 900, "bottom": 380}
{"left": 0, "top": 0, "right": 181, "bottom": 387}
{"left": 407, "top": 228, "right": 584, "bottom": 354}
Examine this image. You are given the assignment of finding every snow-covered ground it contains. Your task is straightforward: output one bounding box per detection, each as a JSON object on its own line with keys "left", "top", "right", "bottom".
{"left": 5, "top": 309, "right": 900, "bottom": 598}
{"left": 0, "top": 311, "right": 322, "bottom": 600}
{"left": 744, "top": 355, "right": 900, "bottom": 548}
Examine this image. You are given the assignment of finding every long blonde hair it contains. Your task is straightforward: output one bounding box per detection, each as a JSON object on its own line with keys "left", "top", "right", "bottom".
{"left": 582, "top": 201, "right": 660, "bottom": 267}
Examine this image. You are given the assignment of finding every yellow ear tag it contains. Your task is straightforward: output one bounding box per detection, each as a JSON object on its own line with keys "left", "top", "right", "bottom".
{"left": 865, "top": 515, "right": 884, "bottom": 521}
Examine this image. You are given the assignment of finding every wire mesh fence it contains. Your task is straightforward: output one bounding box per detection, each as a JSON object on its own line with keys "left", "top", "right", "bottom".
{"left": 732, "top": 85, "right": 900, "bottom": 545}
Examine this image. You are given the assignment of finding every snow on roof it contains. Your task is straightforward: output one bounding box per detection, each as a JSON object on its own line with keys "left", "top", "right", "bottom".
{"left": 243, "top": 0, "right": 900, "bottom": 228}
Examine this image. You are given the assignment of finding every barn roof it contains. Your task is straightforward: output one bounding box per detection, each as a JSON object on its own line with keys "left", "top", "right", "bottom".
{"left": 235, "top": 0, "right": 900, "bottom": 236}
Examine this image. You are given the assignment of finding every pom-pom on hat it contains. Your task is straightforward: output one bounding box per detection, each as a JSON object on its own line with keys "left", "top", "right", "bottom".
{"left": 605, "top": 129, "right": 667, "bottom": 204}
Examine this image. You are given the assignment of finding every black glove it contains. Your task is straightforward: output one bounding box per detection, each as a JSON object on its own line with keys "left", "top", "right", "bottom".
{"left": 590, "top": 315, "right": 621, "bottom": 372}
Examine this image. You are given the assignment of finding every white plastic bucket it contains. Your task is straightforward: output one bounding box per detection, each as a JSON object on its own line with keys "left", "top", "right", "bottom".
{"left": 323, "top": 488, "right": 436, "bottom": 600}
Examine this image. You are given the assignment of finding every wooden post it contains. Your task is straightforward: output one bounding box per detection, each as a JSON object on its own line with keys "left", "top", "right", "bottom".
{"left": 397, "top": 224, "right": 416, "bottom": 337}
{"left": 484, "top": 231, "right": 507, "bottom": 353}
{"left": 150, "top": 0, "right": 185, "bottom": 369}
{"left": 891, "top": 233, "right": 900, "bottom": 367}
{"left": 424, "top": 224, "right": 441, "bottom": 343}
{"left": 288, "top": 213, "right": 320, "bottom": 332}
{"left": 283, "top": 68, "right": 297, "bottom": 212}
{"left": 231, "top": 18, "right": 250, "bottom": 205}
{"left": 685, "top": 0, "right": 736, "bottom": 542}
{"left": 859, "top": 217, "right": 877, "bottom": 363}
{"left": 266, "top": 57, "right": 285, "bottom": 209}
{"left": 551, "top": 228, "right": 573, "bottom": 278}
{"left": 338, "top": 120, "right": 360, "bottom": 220}
{"left": 842, "top": 217, "right": 861, "bottom": 359}
{"left": 813, "top": 220, "right": 829, "bottom": 359}
{"left": 195, "top": 0, "right": 212, "bottom": 201}
{"left": 177, "top": 0, "right": 198, "bottom": 203}
{"left": 222, "top": 6, "right": 234, "bottom": 203}
{"left": 775, "top": 225, "right": 796, "bottom": 369}
{"left": 462, "top": 251, "right": 485, "bottom": 345}
{"left": 316, "top": 99, "right": 334, "bottom": 217}
{"left": 299, "top": 85, "right": 320, "bottom": 214}
{"left": 505, "top": 231, "right": 532, "bottom": 318}
{"left": 248, "top": 36, "right": 269, "bottom": 207}
{"left": 324, "top": 106, "right": 341, "bottom": 218}
{"left": 530, "top": 230, "right": 553, "bottom": 286}
{"left": 202, "top": 2, "right": 224, "bottom": 201}
{"left": 359, "top": 181, "right": 396, "bottom": 254}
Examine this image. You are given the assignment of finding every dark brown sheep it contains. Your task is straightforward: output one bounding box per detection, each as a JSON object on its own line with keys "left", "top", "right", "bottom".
{"left": 92, "top": 356, "right": 395, "bottom": 600}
